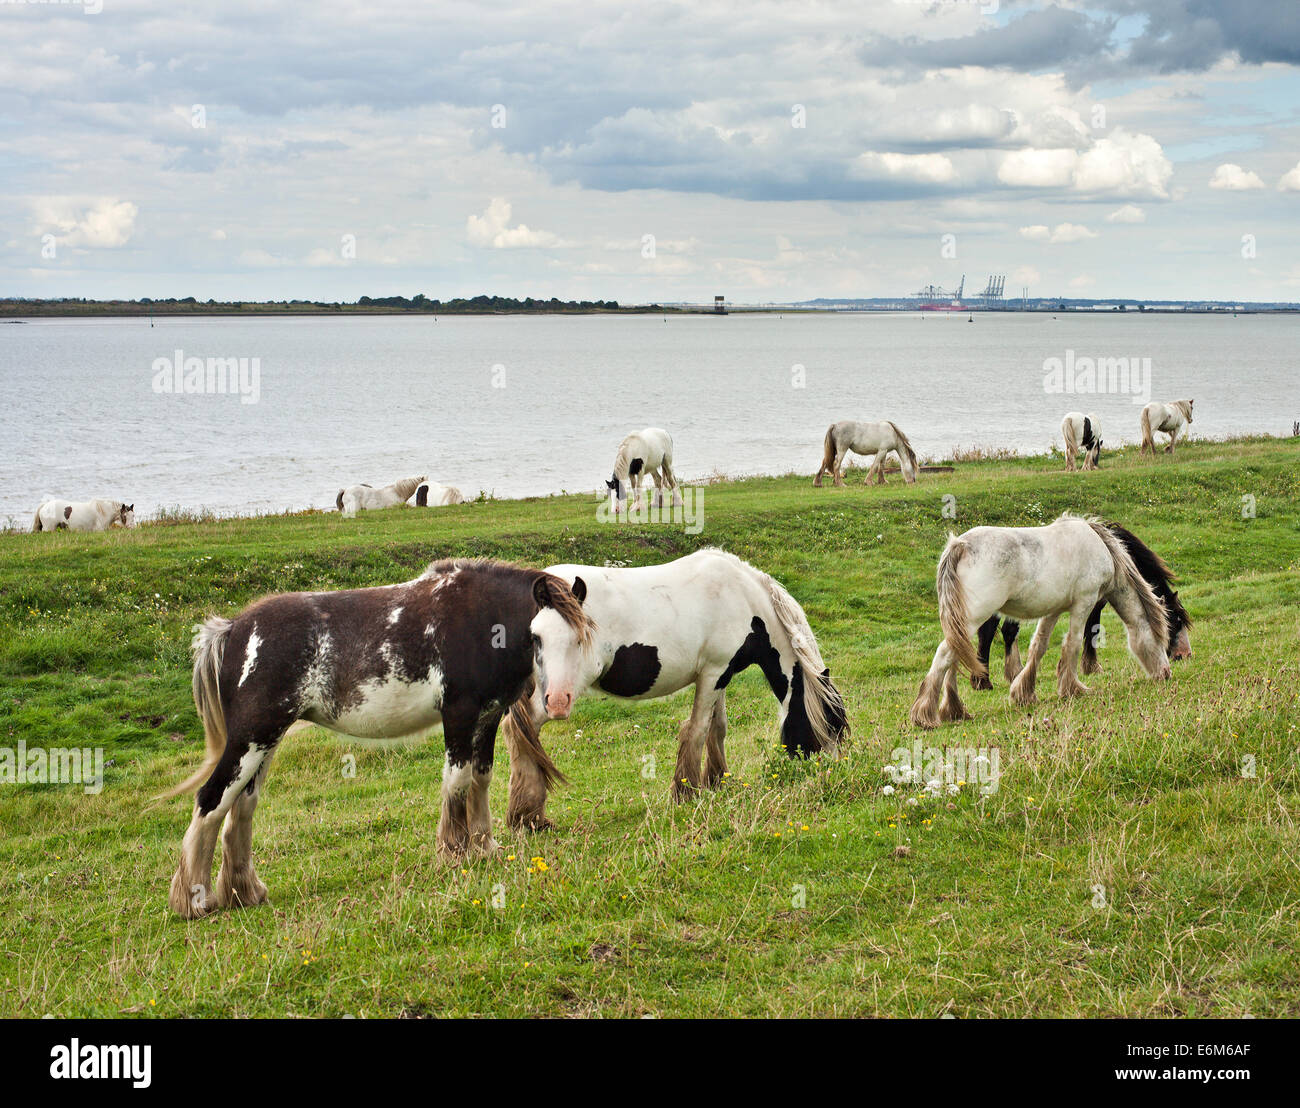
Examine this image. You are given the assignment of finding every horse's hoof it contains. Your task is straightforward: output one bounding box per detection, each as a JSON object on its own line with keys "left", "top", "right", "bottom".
{"left": 508, "top": 811, "right": 555, "bottom": 832}
{"left": 970, "top": 675, "right": 993, "bottom": 691}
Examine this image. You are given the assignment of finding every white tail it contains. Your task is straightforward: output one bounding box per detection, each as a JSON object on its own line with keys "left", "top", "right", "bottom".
{"left": 153, "top": 616, "right": 232, "bottom": 801}
{"left": 936, "top": 536, "right": 986, "bottom": 678}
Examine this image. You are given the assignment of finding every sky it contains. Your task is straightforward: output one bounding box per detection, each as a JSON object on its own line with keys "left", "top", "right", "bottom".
{"left": 3, "top": 0, "right": 1300, "bottom": 304}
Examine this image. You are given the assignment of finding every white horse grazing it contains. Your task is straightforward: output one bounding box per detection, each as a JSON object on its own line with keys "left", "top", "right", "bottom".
{"left": 502, "top": 548, "right": 850, "bottom": 829}
{"left": 607, "top": 427, "right": 680, "bottom": 513}
{"left": 909, "top": 514, "right": 1170, "bottom": 728}
{"left": 1140, "top": 399, "right": 1193, "bottom": 455}
{"left": 336, "top": 475, "right": 425, "bottom": 518}
{"left": 33, "top": 499, "right": 135, "bottom": 532}
{"left": 415, "top": 482, "right": 465, "bottom": 507}
{"left": 1061, "top": 411, "right": 1102, "bottom": 471}
{"left": 813, "top": 420, "right": 918, "bottom": 487}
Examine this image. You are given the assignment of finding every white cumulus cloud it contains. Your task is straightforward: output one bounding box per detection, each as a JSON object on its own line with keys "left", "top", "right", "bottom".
{"left": 33, "top": 197, "right": 138, "bottom": 248}
{"left": 1020, "top": 223, "right": 1097, "bottom": 244}
{"left": 1106, "top": 204, "right": 1146, "bottom": 224}
{"left": 1209, "top": 164, "right": 1265, "bottom": 190}
{"left": 1277, "top": 162, "right": 1300, "bottom": 192}
{"left": 466, "top": 198, "right": 564, "bottom": 249}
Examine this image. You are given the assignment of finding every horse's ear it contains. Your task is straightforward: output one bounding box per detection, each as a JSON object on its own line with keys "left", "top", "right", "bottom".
{"left": 532, "top": 576, "right": 554, "bottom": 610}
{"left": 126, "top": 503, "right": 134, "bottom": 512}
{"left": 63, "top": 505, "right": 72, "bottom": 520}
{"left": 571, "top": 576, "right": 587, "bottom": 604}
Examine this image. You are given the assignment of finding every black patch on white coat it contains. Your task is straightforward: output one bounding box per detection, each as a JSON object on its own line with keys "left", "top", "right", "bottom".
{"left": 598, "top": 643, "right": 661, "bottom": 696}
{"left": 415, "top": 484, "right": 429, "bottom": 507}
{"left": 714, "top": 617, "right": 788, "bottom": 703}
{"left": 1081, "top": 417, "right": 1096, "bottom": 449}
{"left": 628, "top": 457, "right": 644, "bottom": 477}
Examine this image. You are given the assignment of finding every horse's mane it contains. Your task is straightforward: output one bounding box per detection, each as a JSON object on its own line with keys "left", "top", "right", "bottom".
{"left": 887, "top": 421, "right": 917, "bottom": 469}
{"left": 1108, "top": 524, "right": 1191, "bottom": 638}
{"left": 418, "top": 558, "right": 595, "bottom": 643}
{"left": 611, "top": 434, "right": 640, "bottom": 480}
{"left": 1174, "top": 399, "right": 1193, "bottom": 420}
{"left": 390, "top": 476, "right": 424, "bottom": 501}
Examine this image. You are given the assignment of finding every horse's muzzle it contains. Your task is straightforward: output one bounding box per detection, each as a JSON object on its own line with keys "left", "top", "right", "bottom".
{"left": 545, "top": 691, "right": 574, "bottom": 719}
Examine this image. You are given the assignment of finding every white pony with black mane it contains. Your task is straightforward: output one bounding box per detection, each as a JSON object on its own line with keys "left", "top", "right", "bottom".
{"left": 1061, "top": 411, "right": 1102, "bottom": 471}
{"left": 1140, "top": 399, "right": 1193, "bottom": 454}
{"left": 607, "top": 427, "right": 679, "bottom": 512}
{"left": 814, "top": 420, "right": 918, "bottom": 487}
{"left": 503, "top": 547, "right": 850, "bottom": 829}
{"left": 910, "top": 514, "right": 1171, "bottom": 728}
{"left": 33, "top": 498, "right": 135, "bottom": 532}
{"left": 336, "top": 475, "right": 425, "bottom": 518}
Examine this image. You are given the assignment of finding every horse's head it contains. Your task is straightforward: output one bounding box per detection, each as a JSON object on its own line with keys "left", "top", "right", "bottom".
{"left": 606, "top": 474, "right": 623, "bottom": 513}
{"left": 1087, "top": 439, "right": 1103, "bottom": 469}
{"left": 530, "top": 574, "right": 595, "bottom": 719}
{"left": 119, "top": 503, "right": 136, "bottom": 528}
{"left": 1185, "top": 399, "right": 1195, "bottom": 422}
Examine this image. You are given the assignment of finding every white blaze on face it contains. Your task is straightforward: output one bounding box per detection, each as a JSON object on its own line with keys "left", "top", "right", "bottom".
{"left": 238, "top": 628, "right": 261, "bottom": 687}
{"left": 531, "top": 607, "right": 586, "bottom": 719}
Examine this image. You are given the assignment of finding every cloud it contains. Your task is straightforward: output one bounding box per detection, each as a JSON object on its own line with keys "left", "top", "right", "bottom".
{"left": 1209, "top": 163, "right": 1265, "bottom": 190}
{"left": 1279, "top": 162, "right": 1300, "bottom": 192}
{"left": 466, "top": 198, "right": 564, "bottom": 249}
{"left": 33, "top": 198, "right": 138, "bottom": 248}
{"left": 1106, "top": 204, "right": 1146, "bottom": 223}
{"left": 1020, "top": 223, "right": 1097, "bottom": 244}
{"left": 851, "top": 152, "right": 957, "bottom": 185}
{"left": 998, "top": 130, "right": 1172, "bottom": 198}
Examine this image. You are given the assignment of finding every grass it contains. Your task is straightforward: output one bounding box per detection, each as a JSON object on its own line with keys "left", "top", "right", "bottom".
{"left": 1, "top": 435, "right": 1298, "bottom": 1018}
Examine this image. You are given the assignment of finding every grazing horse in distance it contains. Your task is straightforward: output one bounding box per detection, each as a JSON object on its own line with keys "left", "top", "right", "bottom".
{"left": 972, "top": 523, "right": 1192, "bottom": 690}
{"left": 1140, "top": 399, "right": 1194, "bottom": 454}
{"left": 502, "top": 547, "right": 850, "bottom": 829}
{"left": 416, "top": 482, "right": 465, "bottom": 507}
{"left": 159, "top": 559, "right": 594, "bottom": 918}
{"left": 909, "top": 514, "right": 1170, "bottom": 728}
{"left": 336, "top": 475, "right": 425, "bottom": 518}
{"left": 607, "top": 427, "right": 679, "bottom": 513}
{"left": 813, "top": 420, "right": 918, "bottom": 487}
{"left": 1061, "top": 411, "right": 1102, "bottom": 471}
{"left": 33, "top": 498, "right": 135, "bottom": 532}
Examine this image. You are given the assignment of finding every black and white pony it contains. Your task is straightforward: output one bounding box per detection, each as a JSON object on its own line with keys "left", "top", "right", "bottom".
{"left": 502, "top": 548, "right": 850, "bottom": 829}
{"left": 606, "top": 427, "right": 680, "bottom": 512}
{"left": 33, "top": 498, "right": 135, "bottom": 531}
{"left": 160, "top": 559, "right": 593, "bottom": 918}
{"left": 972, "top": 523, "right": 1191, "bottom": 690}
{"left": 336, "top": 474, "right": 425, "bottom": 518}
{"left": 1061, "top": 411, "right": 1102, "bottom": 471}
{"left": 910, "top": 514, "right": 1171, "bottom": 728}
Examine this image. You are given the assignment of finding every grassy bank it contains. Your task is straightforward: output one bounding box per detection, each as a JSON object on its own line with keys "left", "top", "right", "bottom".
{"left": 1, "top": 436, "right": 1297, "bottom": 1017}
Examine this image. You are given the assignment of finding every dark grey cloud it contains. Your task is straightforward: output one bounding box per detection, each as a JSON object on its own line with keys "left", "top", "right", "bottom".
{"left": 859, "top": 7, "right": 1116, "bottom": 73}
{"left": 1114, "top": 1, "right": 1300, "bottom": 72}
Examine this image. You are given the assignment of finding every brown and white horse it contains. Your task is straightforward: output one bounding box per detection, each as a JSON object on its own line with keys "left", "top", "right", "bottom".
{"left": 159, "top": 559, "right": 593, "bottom": 918}
{"left": 33, "top": 498, "right": 135, "bottom": 531}
{"left": 336, "top": 475, "right": 425, "bottom": 518}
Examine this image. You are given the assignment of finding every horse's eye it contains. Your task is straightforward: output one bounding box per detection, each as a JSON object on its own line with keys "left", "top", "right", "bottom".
{"left": 531, "top": 633, "right": 541, "bottom": 648}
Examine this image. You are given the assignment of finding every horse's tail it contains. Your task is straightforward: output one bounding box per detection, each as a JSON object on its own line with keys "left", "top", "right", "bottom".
{"left": 936, "top": 535, "right": 986, "bottom": 678}
{"left": 766, "top": 577, "right": 850, "bottom": 754}
{"left": 502, "top": 675, "right": 567, "bottom": 788}
{"left": 888, "top": 421, "right": 917, "bottom": 474}
{"left": 1089, "top": 521, "right": 1169, "bottom": 666}
{"left": 153, "top": 616, "right": 232, "bottom": 801}
{"left": 335, "top": 488, "right": 345, "bottom": 511}
{"left": 1140, "top": 405, "right": 1154, "bottom": 454}
{"left": 32, "top": 502, "right": 45, "bottom": 532}
{"left": 820, "top": 424, "right": 836, "bottom": 472}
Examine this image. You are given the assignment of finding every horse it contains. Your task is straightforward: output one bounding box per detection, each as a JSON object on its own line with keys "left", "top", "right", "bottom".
{"left": 1061, "top": 411, "right": 1102, "bottom": 471}
{"left": 32, "top": 499, "right": 135, "bottom": 532}
{"left": 158, "top": 559, "right": 593, "bottom": 918}
{"left": 813, "top": 420, "right": 918, "bottom": 487}
{"left": 415, "top": 482, "right": 465, "bottom": 507}
{"left": 1140, "top": 399, "right": 1194, "bottom": 454}
{"left": 971, "top": 523, "right": 1192, "bottom": 690}
{"left": 501, "top": 547, "right": 850, "bottom": 829}
{"left": 909, "top": 514, "right": 1171, "bottom": 728}
{"left": 335, "top": 475, "right": 425, "bottom": 518}
{"left": 607, "top": 427, "right": 679, "bottom": 513}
